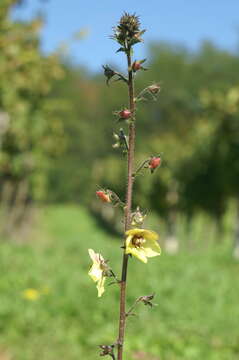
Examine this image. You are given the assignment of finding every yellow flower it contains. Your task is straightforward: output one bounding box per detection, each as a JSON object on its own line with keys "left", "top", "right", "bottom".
{"left": 125, "top": 228, "right": 161, "bottom": 263}
{"left": 88, "top": 249, "right": 109, "bottom": 297}
{"left": 22, "top": 288, "right": 40, "bottom": 301}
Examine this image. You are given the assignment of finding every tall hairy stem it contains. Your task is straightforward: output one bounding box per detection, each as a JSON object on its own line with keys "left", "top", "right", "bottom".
{"left": 117, "top": 50, "right": 135, "bottom": 360}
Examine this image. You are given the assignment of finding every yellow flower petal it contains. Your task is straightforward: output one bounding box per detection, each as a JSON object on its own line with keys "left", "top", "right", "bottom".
{"left": 126, "top": 228, "right": 144, "bottom": 236}
{"left": 88, "top": 248, "right": 101, "bottom": 263}
{"left": 142, "top": 238, "right": 161, "bottom": 258}
{"left": 126, "top": 228, "right": 158, "bottom": 241}
{"left": 88, "top": 249, "right": 107, "bottom": 297}
{"left": 88, "top": 263, "right": 102, "bottom": 282}
{"left": 126, "top": 244, "right": 148, "bottom": 263}
{"left": 97, "top": 276, "right": 106, "bottom": 297}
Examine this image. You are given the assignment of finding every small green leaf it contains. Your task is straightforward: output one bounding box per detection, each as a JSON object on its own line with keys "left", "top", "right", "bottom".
{"left": 116, "top": 47, "right": 125, "bottom": 53}
{"left": 139, "top": 58, "right": 147, "bottom": 64}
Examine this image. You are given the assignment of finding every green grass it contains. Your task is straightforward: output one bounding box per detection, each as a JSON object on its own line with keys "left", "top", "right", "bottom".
{"left": 0, "top": 205, "right": 239, "bottom": 360}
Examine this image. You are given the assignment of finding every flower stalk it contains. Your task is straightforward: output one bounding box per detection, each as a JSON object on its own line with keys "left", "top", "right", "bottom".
{"left": 117, "top": 46, "right": 136, "bottom": 359}
{"left": 89, "top": 13, "right": 161, "bottom": 360}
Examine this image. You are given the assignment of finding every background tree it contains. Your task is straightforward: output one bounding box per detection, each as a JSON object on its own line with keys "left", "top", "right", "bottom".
{"left": 0, "top": 0, "right": 64, "bottom": 235}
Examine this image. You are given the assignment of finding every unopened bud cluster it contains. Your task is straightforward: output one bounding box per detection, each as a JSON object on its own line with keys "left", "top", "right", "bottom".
{"left": 113, "top": 12, "right": 145, "bottom": 50}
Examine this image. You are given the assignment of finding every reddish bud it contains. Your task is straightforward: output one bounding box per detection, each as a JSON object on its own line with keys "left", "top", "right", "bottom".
{"left": 148, "top": 157, "right": 161, "bottom": 172}
{"left": 118, "top": 109, "right": 132, "bottom": 119}
{"left": 132, "top": 61, "right": 142, "bottom": 72}
{"left": 96, "top": 190, "right": 111, "bottom": 203}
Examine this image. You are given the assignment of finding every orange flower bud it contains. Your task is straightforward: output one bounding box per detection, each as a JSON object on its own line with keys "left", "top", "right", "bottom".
{"left": 96, "top": 190, "right": 111, "bottom": 203}
{"left": 148, "top": 157, "right": 161, "bottom": 173}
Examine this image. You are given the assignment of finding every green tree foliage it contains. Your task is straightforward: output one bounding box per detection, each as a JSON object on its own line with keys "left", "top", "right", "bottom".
{"left": 178, "top": 87, "right": 239, "bottom": 219}
{"left": 0, "top": 0, "right": 64, "bottom": 232}
{"left": 140, "top": 43, "right": 239, "bottom": 224}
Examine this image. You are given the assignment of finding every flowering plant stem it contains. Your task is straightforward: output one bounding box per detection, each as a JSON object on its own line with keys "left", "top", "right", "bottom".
{"left": 117, "top": 50, "right": 135, "bottom": 360}
{"left": 90, "top": 13, "right": 161, "bottom": 360}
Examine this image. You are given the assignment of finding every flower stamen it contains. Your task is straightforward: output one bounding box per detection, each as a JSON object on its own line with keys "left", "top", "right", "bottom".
{"left": 125, "top": 228, "right": 161, "bottom": 263}
{"left": 132, "top": 235, "right": 145, "bottom": 248}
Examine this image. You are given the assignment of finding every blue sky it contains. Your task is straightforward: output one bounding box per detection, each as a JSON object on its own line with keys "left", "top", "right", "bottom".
{"left": 13, "top": 0, "right": 239, "bottom": 72}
